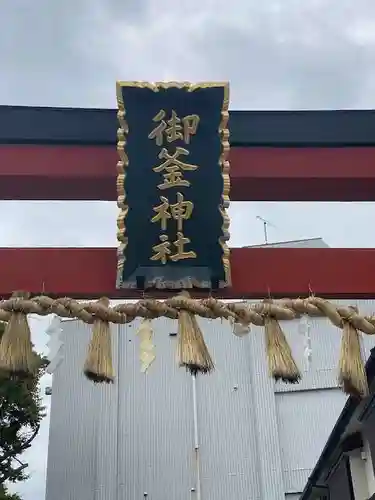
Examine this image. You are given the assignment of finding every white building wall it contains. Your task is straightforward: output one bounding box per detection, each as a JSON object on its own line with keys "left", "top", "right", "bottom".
{"left": 45, "top": 300, "right": 375, "bottom": 500}
{"left": 44, "top": 229, "right": 375, "bottom": 500}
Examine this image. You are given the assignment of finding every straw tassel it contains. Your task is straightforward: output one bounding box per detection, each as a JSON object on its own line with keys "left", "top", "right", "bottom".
{"left": 264, "top": 316, "right": 301, "bottom": 384}
{"left": 338, "top": 320, "right": 368, "bottom": 398}
{"left": 83, "top": 297, "right": 115, "bottom": 384}
{"left": 177, "top": 292, "right": 214, "bottom": 375}
{"left": 0, "top": 291, "right": 36, "bottom": 376}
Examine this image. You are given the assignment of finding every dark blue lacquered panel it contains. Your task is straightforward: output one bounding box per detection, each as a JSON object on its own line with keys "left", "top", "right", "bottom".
{"left": 116, "top": 82, "right": 230, "bottom": 291}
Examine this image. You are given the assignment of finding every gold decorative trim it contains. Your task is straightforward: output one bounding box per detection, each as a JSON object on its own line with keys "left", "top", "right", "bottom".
{"left": 219, "top": 83, "right": 231, "bottom": 287}
{"left": 115, "top": 83, "right": 129, "bottom": 289}
{"left": 115, "top": 81, "right": 231, "bottom": 289}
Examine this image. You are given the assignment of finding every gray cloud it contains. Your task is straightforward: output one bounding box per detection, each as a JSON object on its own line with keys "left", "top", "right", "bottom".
{"left": 1, "top": 0, "right": 375, "bottom": 108}
{"left": 188, "top": 0, "right": 375, "bottom": 109}
{"left": 0, "top": 0, "right": 148, "bottom": 106}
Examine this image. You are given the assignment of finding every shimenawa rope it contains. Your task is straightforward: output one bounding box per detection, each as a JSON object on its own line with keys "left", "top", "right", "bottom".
{"left": 0, "top": 292, "right": 371, "bottom": 398}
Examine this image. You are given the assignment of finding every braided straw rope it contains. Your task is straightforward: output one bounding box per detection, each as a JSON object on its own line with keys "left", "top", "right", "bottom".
{"left": 0, "top": 295, "right": 374, "bottom": 333}
{"left": 0, "top": 293, "right": 372, "bottom": 398}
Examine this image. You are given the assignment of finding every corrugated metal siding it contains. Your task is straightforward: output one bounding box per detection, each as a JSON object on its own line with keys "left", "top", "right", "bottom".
{"left": 247, "top": 324, "right": 285, "bottom": 500}
{"left": 274, "top": 314, "right": 341, "bottom": 393}
{"left": 195, "top": 317, "right": 261, "bottom": 500}
{"left": 273, "top": 299, "right": 375, "bottom": 496}
{"left": 117, "top": 318, "right": 194, "bottom": 500}
{"left": 276, "top": 389, "right": 346, "bottom": 493}
{"left": 46, "top": 300, "right": 375, "bottom": 500}
{"left": 275, "top": 300, "right": 375, "bottom": 393}
{"left": 46, "top": 318, "right": 263, "bottom": 500}
{"left": 117, "top": 317, "right": 262, "bottom": 500}
{"left": 45, "top": 320, "right": 120, "bottom": 500}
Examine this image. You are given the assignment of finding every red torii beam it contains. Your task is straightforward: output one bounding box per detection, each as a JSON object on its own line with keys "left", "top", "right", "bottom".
{"left": 1, "top": 105, "right": 375, "bottom": 299}
{"left": 1, "top": 145, "right": 375, "bottom": 201}
{"left": 0, "top": 247, "right": 374, "bottom": 300}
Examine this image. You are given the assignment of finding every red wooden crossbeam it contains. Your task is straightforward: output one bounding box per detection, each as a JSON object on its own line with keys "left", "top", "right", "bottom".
{"left": 1, "top": 145, "right": 375, "bottom": 201}
{"left": 2, "top": 108, "right": 375, "bottom": 299}
{"left": 0, "top": 247, "right": 374, "bottom": 299}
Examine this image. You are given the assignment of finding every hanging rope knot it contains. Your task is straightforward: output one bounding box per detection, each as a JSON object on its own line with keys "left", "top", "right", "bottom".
{"left": 0, "top": 291, "right": 36, "bottom": 376}
{"left": 0, "top": 291, "right": 373, "bottom": 398}
{"left": 175, "top": 291, "right": 214, "bottom": 375}
{"left": 83, "top": 297, "right": 115, "bottom": 384}
{"left": 338, "top": 306, "right": 368, "bottom": 399}
{"left": 258, "top": 299, "right": 301, "bottom": 384}
{"left": 7, "top": 295, "right": 29, "bottom": 313}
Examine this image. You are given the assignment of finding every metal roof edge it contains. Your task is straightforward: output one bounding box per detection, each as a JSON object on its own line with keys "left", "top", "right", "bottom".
{"left": 247, "top": 237, "right": 330, "bottom": 248}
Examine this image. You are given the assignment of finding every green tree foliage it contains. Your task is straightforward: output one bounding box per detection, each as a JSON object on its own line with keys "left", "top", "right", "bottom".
{"left": 0, "top": 322, "right": 46, "bottom": 498}
{"left": 0, "top": 484, "right": 21, "bottom": 499}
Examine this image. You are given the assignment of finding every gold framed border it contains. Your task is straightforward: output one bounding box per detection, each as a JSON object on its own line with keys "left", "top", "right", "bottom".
{"left": 115, "top": 81, "right": 231, "bottom": 289}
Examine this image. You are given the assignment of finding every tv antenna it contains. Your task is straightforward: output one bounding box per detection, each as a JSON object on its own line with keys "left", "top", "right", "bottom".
{"left": 256, "top": 216, "right": 277, "bottom": 244}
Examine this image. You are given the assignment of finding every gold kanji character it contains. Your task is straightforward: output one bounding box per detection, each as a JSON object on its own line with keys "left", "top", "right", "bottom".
{"left": 153, "top": 147, "right": 198, "bottom": 190}
{"left": 148, "top": 110, "right": 200, "bottom": 146}
{"left": 165, "top": 110, "right": 182, "bottom": 143}
{"left": 150, "top": 234, "right": 171, "bottom": 264}
{"left": 151, "top": 197, "right": 172, "bottom": 230}
{"left": 148, "top": 110, "right": 169, "bottom": 146}
{"left": 181, "top": 115, "right": 200, "bottom": 144}
{"left": 170, "top": 232, "right": 197, "bottom": 261}
{"left": 170, "top": 192, "right": 194, "bottom": 231}
{"left": 151, "top": 193, "right": 194, "bottom": 231}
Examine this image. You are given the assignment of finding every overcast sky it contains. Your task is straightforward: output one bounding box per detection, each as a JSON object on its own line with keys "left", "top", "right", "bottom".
{"left": 2, "top": 0, "right": 375, "bottom": 498}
